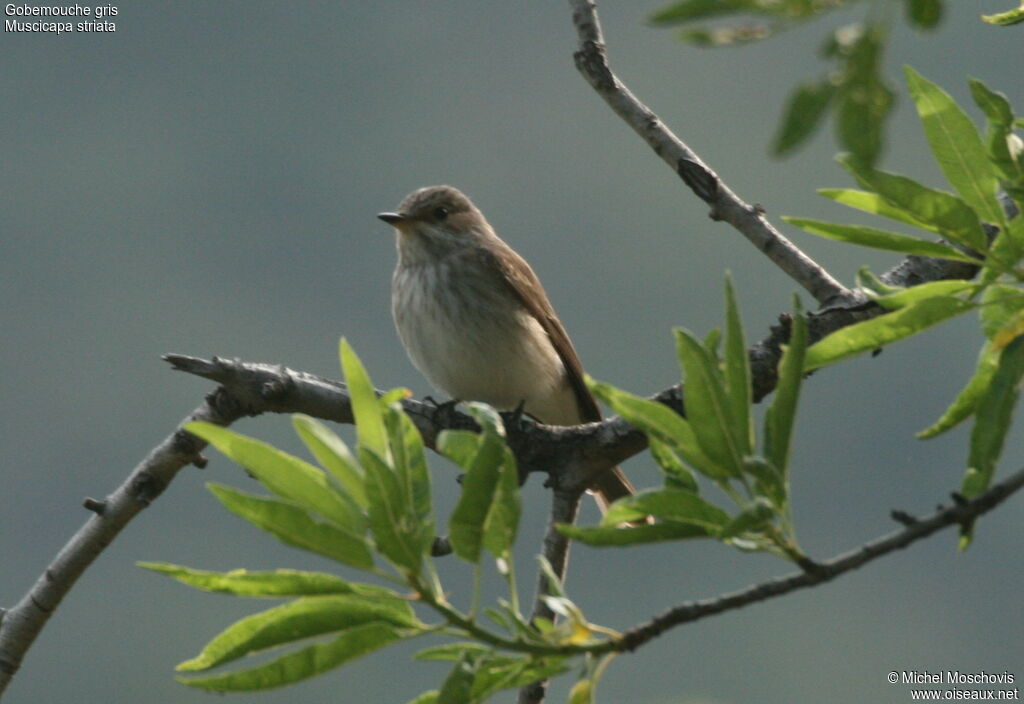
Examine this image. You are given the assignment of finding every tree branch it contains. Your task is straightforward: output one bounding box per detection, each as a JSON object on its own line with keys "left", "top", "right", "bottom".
{"left": 0, "top": 387, "right": 248, "bottom": 696}
{"left": 568, "top": 0, "right": 852, "bottom": 307}
{"left": 615, "top": 466, "right": 1024, "bottom": 651}
{"left": 518, "top": 488, "right": 583, "bottom": 704}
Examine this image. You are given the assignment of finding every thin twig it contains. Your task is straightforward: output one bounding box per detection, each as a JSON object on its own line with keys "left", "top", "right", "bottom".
{"left": 0, "top": 387, "right": 249, "bottom": 696}
{"left": 568, "top": 0, "right": 852, "bottom": 307}
{"left": 518, "top": 489, "right": 583, "bottom": 704}
{"left": 615, "top": 465, "right": 1024, "bottom": 651}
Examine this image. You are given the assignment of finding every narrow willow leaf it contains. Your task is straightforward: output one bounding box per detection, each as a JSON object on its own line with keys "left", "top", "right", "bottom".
{"left": 743, "top": 457, "right": 786, "bottom": 509}
{"left": 675, "top": 328, "right": 744, "bottom": 475}
{"left": 384, "top": 405, "right": 435, "bottom": 556}
{"left": 470, "top": 656, "right": 571, "bottom": 699}
{"left": 601, "top": 488, "right": 729, "bottom": 530}
{"left": 557, "top": 521, "right": 710, "bottom": 547}
{"left": 960, "top": 336, "right": 1024, "bottom": 547}
{"left": 649, "top": 0, "right": 772, "bottom": 25}
{"left": 186, "top": 422, "right": 358, "bottom": 532}
{"left": 177, "top": 596, "right": 418, "bottom": 672}
{"left": 437, "top": 429, "right": 482, "bottom": 469}
{"left": 772, "top": 80, "right": 836, "bottom": 156}
{"left": 837, "top": 154, "right": 988, "bottom": 252}
{"left": 981, "top": 6, "right": 1024, "bottom": 25}
{"left": 980, "top": 284, "right": 1024, "bottom": 340}
{"left": 963, "top": 336, "right": 1024, "bottom": 498}
{"left": 836, "top": 27, "right": 893, "bottom": 167}
{"left": 482, "top": 447, "right": 521, "bottom": 559}
{"left": 407, "top": 692, "right": 439, "bottom": 704}
{"left": 969, "top": 79, "right": 1014, "bottom": 128}
{"left": 568, "top": 679, "right": 595, "bottom": 704}
{"left": 137, "top": 563, "right": 390, "bottom": 598}
{"left": 719, "top": 497, "right": 776, "bottom": 539}
{"left": 805, "top": 296, "right": 975, "bottom": 370}
{"left": 449, "top": 405, "right": 506, "bottom": 563}
{"left": 340, "top": 338, "right": 388, "bottom": 459}
{"left": 818, "top": 188, "right": 937, "bottom": 231}
{"left": 588, "top": 377, "right": 726, "bottom": 479}
{"left": 208, "top": 483, "right": 373, "bottom": 569}
{"left": 361, "top": 447, "right": 422, "bottom": 572}
{"left": 292, "top": 414, "right": 368, "bottom": 508}
{"left": 904, "top": 67, "right": 1003, "bottom": 227}
{"left": 869, "top": 279, "right": 977, "bottom": 310}
{"left": 178, "top": 621, "right": 406, "bottom": 691}
{"left": 764, "top": 299, "right": 807, "bottom": 475}
{"left": 723, "top": 275, "right": 754, "bottom": 455}
{"left": 648, "top": 437, "right": 698, "bottom": 491}
{"left": 918, "top": 341, "right": 999, "bottom": 438}
{"left": 856, "top": 266, "right": 904, "bottom": 295}
{"left": 437, "top": 655, "right": 477, "bottom": 704}
{"left": 415, "top": 643, "right": 491, "bottom": 662}
{"left": 783, "top": 217, "right": 979, "bottom": 263}
{"left": 907, "top": 0, "right": 942, "bottom": 29}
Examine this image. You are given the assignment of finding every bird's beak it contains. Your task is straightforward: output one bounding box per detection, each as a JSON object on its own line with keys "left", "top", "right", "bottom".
{"left": 378, "top": 212, "right": 407, "bottom": 226}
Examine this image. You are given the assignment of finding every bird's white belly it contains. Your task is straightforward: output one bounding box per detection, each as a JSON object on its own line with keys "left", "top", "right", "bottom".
{"left": 393, "top": 264, "right": 580, "bottom": 425}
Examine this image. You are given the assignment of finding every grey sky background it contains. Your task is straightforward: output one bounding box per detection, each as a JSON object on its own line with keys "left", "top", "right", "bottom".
{"left": 2, "top": 2, "right": 1021, "bottom": 703}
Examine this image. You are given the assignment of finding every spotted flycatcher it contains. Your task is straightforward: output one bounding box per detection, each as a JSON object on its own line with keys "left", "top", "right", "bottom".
{"left": 380, "top": 185, "right": 636, "bottom": 511}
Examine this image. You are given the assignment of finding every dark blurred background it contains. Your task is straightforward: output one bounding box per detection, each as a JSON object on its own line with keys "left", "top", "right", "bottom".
{"left": 2, "top": 2, "right": 1020, "bottom": 703}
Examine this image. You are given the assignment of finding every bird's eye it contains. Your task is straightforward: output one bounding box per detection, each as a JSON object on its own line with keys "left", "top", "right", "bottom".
{"left": 433, "top": 206, "right": 449, "bottom": 221}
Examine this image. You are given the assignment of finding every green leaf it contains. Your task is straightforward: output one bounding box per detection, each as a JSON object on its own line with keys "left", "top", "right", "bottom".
{"left": 963, "top": 336, "right": 1024, "bottom": 497}
{"left": 969, "top": 79, "right": 1014, "bottom": 128}
{"left": 482, "top": 447, "right": 521, "bottom": 559}
{"left": 449, "top": 405, "right": 507, "bottom": 564}
{"left": 856, "top": 266, "right": 904, "bottom": 296}
{"left": 980, "top": 284, "right": 1024, "bottom": 340}
{"left": 783, "top": 217, "right": 980, "bottom": 263}
{"left": 836, "top": 27, "right": 894, "bottom": 167}
{"left": 186, "top": 422, "right": 359, "bottom": 532}
{"left": 764, "top": 299, "right": 807, "bottom": 475}
{"left": 415, "top": 643, "right": 492, "bottom": 662}
{"left": 558, "top": 521, "right": 710, "bottom": 547}
{"left": 340, "top": 338, "right": 388, "bottom": 459}
{"left": 292, "top": 414, "right": 368, "bottom": 508}
{"left": 960, "top": 336, "right": 1024, "bottom": 546}
{"left": 837, "top": 154, "right": 988, "bottom": 252}
{"left": 743, "top": 457, "right": 786, "bottom": 509}
{"left": 601, "top": 488, "right": 729, "bottom": 531}
{"left": 918, "top": 341, "right": 999, "bottom": 438}
{"left": 384, "top": 404, "right": 435, "bottom": 556}
{"left": 720, "top": 497, "right": 776, "bottom": 539}
{"left": 906, "top": 0, "right": 942, "bottom": 29}
{"left": 904, "top": 67, "right": 1003, "bottom": 227}
{"left": 208, "top": 483, "right": 373, "bottom": 569}
{"left": 869, "top": 279, "right": 978, "bottom": 310}
{"left": 723, "top": 275, "right": 754, "bottom": 455}
{"left": 437, "top": 429, "right": 482, "bottom": 469}
{"left": 805, "top": 296, "right": 975, "bottom": 370}
{"left": 407, "top": 692, "right": 439, "bottom": 704}
{"left": 588, "top": 377, "right": 726, "bottom": 479}
{"left": 772, "top": 80, "right": 836, "bottom": 156}
{"left": 137, "top": 563, "right": 390, "bottom": 598}
{"left": 568, "top": 678, "right": 595, "bottom": 704}
{"left": 818, "top": 189, "right": 937, "bottom": 231}
{"left": 649, "top": 0, "right": 770, "bottom": 25}
{"left": 675, "top": 328, "right": 745, "bottom": 475}
{"left": 361, "top": 447, "right": 423, "bottom": 573}
{"left": 648, "top": 437, "right": 698, "bottom": 491}
{"left": 177, "top": 595, "right": 418, "bottom": 672}
{"left": 437, "top": 655, "right": 477, "bottom": 704}
{"left": 179, "top": 621, "right": 406, "bottom": 691}
{"left": 982, "top": 5, "right": 1024, "bottom": 25}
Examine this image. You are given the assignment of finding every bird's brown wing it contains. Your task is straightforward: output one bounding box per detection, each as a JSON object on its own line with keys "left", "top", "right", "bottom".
{"left": 481, "top": 241, "right": 637, "bottom": 509}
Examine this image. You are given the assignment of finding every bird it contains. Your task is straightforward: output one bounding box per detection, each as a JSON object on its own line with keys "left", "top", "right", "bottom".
{"left": 379, "top": 185, "right": 637, "bottom": 513}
